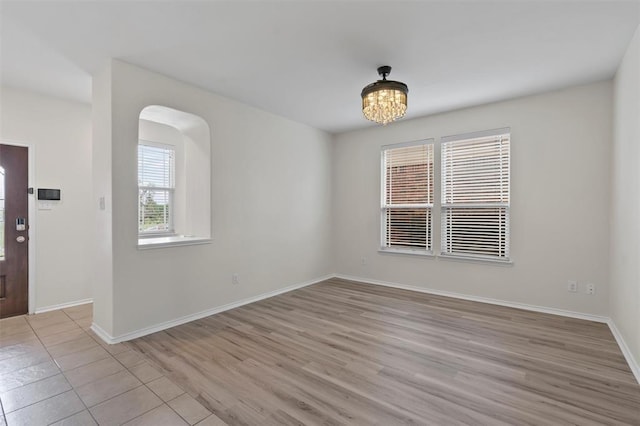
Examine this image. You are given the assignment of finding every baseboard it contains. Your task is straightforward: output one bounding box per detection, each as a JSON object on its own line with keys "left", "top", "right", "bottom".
{"left": 607, "top": 319, "right": 640, "bottom": 384}
{"left": 34, "top": 298, "right": 93, "bottom": 314}
{"left": 333, "top": 274, "right": 609, "bottom": 323}
{"left": 95, "top": 274, "right": 334, "bottom": 344}
{"left": 90, "top": 322, "right": 114, "bottom": 345}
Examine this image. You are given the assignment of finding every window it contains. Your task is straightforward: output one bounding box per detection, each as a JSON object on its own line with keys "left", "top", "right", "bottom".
{"left": 381, "top": 141, "right": 434, "bottom": 253}
{"left": 441, "top": 129, "right": 510, "bottom": 261}
{"left": 138, "top": 142, "right": 175, "bottom": 235}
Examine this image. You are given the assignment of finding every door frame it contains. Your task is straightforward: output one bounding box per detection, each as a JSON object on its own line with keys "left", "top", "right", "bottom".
{"left": 1, "top": 139, "right": 36, "bottom": 314}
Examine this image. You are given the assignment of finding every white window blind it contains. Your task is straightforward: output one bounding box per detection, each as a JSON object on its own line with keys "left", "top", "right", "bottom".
{"left": 381, "top": 141, "right": 434, "bottom": 253}
{"left": 441, "top": 129, "right": 510, "bottom": 261}
{"left": 138, "top": 142, "right": 175, "bottom": 234}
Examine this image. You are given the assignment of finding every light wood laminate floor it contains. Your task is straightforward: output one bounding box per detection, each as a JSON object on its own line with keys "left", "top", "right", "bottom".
{"left": 128, "top": 278, "right": 640, "bottom": 425}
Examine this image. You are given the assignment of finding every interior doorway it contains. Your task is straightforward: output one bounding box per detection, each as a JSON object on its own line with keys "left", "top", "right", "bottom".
{"left": 0, "top": 144, "right": 29, "bottom": 318}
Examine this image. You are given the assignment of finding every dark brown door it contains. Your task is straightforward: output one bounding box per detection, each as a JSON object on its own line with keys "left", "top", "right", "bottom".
{"left": 0, "top": 144, "right": 29, "bottom": 318}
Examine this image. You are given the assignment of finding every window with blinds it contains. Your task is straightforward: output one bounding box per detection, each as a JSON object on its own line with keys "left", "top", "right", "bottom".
{"left": 381, "top": 141, "right": 434, "bottom": 253}
{"left": 441, "top": 129, "right": 510, "bottom": 261}
{"left": 138, "top": 142, "right": 175, "bottom": 235}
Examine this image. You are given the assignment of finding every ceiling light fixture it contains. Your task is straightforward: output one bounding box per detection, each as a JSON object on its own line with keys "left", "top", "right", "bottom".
{"left": 361, "top": 66, "right": 408, "bottom": 125}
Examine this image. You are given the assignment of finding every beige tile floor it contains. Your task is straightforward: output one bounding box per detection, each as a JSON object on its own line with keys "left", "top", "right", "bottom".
{"left": 0, "top": 304, "right": 227, "bottom": 425}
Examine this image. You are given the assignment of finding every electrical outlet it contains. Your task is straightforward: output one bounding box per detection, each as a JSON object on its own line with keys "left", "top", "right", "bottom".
{"left": 586, "top": 283, "right": 595, "bottom": 295}
{"left": 567, "top": 280, "right": 577, "bottom": 293}
{"left": 232, "top": 273, "right": 239, "bottom": 285}
{"left": 361, "top": 257, "right": 367, "bottom": 266}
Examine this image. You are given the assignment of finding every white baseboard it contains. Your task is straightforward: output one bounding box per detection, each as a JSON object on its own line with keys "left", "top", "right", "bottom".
{"left": 93, "top": 274, "right": 334, "bottom": 344}
{"left": 334, "top": 274, "right": 609, "bottom": 323}
{"left": 90, "top": 322, "right": 113, "bottom": 345}
{"left": 607, "top": 319, "right": 640, "bottom": 384}
{"left": 34, "top": 298, "right": 93, "bottom": 314}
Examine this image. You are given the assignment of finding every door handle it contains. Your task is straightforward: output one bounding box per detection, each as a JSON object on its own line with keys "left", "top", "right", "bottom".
{"left": 16, "top": 236, "right": 25, "bottom": 243}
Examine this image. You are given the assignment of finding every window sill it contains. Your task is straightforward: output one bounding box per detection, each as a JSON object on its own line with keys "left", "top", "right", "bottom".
{"left": 137, "top": 236, "right": 211, "bottom": 250}
{"left": 438, "top": 253, "right": 513, "bottom": 265}
{"left": 378, "top": 248, "right": 435, "bottom": 258}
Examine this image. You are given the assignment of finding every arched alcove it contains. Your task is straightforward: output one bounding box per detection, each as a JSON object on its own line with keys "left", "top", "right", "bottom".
{"left": 137, "top": 106, "right": 211, "bottom": 247}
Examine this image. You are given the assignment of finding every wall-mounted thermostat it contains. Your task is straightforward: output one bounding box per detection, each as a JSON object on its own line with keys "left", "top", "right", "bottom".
{"left": 37, "top": 188, "right": 61, "bottom": 200}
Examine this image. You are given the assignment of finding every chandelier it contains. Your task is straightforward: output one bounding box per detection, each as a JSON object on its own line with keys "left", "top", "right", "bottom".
{"left": 361, "top": 66, "right": 408, "bottom": 125}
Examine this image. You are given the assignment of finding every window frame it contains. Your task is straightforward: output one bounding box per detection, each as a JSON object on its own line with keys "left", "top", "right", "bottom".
{"left": 137, "top": 140, "right": 176, "bottom": 237}
{"left": 380, "top": 139, "right": 435, "bottom": 256}
{"left": 440, "top": 128, "right": 511, "bottom": 263}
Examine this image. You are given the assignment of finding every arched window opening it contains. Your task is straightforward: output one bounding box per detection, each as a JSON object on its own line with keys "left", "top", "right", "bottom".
{"left": 137, "top": 106, "right": 211, "bottom": 248}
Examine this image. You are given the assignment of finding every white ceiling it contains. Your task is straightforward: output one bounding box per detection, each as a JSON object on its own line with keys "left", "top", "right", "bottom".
{"left": 1, "top": 1, "right": 638, "bottom": 134}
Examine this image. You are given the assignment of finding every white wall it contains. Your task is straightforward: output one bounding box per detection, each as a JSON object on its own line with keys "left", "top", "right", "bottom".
{"left": 611, "top": 25, "right": 640, "bottom": 368}
{"left": 92, "top": 67, "right": 114, "bottom": 332}
{"left": 333, "top": 81, "right": 612, "bottom": 316}
{"left": 0, "top": 87, "right": 93, "bottom": 310}
{"left": 94, "top": 60, "right": 333, "bottom": 338}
